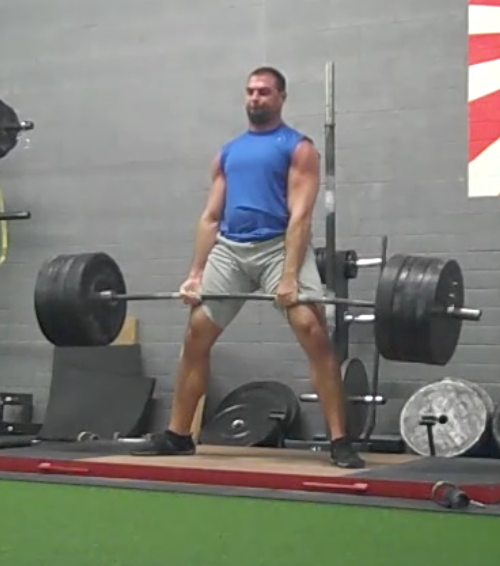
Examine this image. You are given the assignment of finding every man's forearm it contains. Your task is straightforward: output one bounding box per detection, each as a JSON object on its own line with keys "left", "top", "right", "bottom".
{"left": 188, "top": 218, "right": 219, "bottom": 278}
{"left": 282, "top": 215, "right": 312, "bottom": 279}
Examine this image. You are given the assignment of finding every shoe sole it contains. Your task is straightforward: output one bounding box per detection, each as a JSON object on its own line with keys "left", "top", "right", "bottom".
{"left": 331, "top": 459, "right": 365, "bottom": 469}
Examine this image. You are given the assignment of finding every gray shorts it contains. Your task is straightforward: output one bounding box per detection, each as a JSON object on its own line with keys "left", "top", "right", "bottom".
{"left": 199, "top": 233, "right": 324, "bottom": 329}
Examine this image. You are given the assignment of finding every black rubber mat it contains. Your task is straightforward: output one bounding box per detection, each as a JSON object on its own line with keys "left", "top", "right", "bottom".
{"left": 53, "top": 345, "right": 145, "bottom": 378}
{"left": 40, "top": 345, "right": 156, "bottom": 441}
{"left": 354, "top": 456, "right": 500, "bottom": 484}
{"left": 0, "top": 435, "right": 38, "bottom": 449}
{"left": 0, "top": 439, "right": 136, "bottom": 459}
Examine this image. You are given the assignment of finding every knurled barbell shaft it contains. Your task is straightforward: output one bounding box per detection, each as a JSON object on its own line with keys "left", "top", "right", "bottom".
{"left": 98, "top": 290, "right": 482, "bottom": 321}
{"left": 98, "top": 290, "right": 376, "bottom": 309}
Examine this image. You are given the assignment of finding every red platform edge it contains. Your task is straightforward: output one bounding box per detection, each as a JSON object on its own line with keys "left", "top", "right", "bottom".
{"left": 0, "top": 454, "right": 499, "bottom": 504}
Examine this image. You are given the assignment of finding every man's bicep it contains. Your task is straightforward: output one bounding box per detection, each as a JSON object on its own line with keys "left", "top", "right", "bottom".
{"left": 203, "top": 154, "right": 226, "bottom": 221}
{"left": 287, "top": 139, "right": 320, "bottom": 217}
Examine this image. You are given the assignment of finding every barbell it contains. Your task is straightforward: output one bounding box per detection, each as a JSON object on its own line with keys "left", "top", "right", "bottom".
{"left": 33, "top": 250, "right": 481, "bottom": 366}
{"left": 0, "top": 98, "right": 34, "bottom": 160}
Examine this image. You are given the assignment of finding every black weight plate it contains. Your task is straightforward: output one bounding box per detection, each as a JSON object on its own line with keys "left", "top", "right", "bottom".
{"left": 400, "top": 377, "right": 492, "bottom": 457}
{"left": 215, "top": 380, "right": 300, "bottom": 433}
{"left": 409, "top": 258, "right": 439, "bottom": 363}
{"left": 414, "top": 258, "right": 464, "bottom": 366}
{"left": 404, "top": 257, "right": 436, "bottom": 363}
{"left": 58, "top": 254, "right": 99, "bottom": 346}
{"left": 200, "top": 401, "right": 281, "bottom": 447}
{"left": 387, "top": 255, "right": 418, "bottom": 362}
{"left": 391, "top": 256, "right": 434, "bottom": 364}
{"left": 388, "top": 255, "right": 416, "bottom": 362}
{"left": 34, "top": 254, "right": 68, "bottom": 345}
{"left": 34, "top": 254, "right": 84, "bottom": 346}
{"left": 0, "top": 99, "right": 20, "bottom": 159}
{"left": 341, "top": 358, "right": 370, "bottom": 440}
{"left": 374, "top": 254, "right": 410, "bottom": 361}
{"left": 34, "top": 252, "right": 127, "bottom": 347}
{"left": 63, "top": 252, "right": 127, "bottom": 346}
{"left": 57, "top": 254, "right": 103, "bottom": 346}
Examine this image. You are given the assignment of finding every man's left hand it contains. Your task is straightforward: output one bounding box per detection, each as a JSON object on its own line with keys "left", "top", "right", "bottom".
{"left": 275, "top": 277, "right": 300, "bottom": 308}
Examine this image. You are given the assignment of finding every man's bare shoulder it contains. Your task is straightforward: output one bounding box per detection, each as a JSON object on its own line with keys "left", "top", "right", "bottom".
{"left": 291, "top": 137, "right": 320, "bottom": 169}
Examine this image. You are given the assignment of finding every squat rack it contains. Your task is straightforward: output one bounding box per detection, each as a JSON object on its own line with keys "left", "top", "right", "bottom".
{"left": 297, "top": 61, "right": 388, "bottom": 448}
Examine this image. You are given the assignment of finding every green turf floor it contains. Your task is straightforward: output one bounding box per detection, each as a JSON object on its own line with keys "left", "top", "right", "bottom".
{"left": 0, "top": 479, "right": 498, "bottom": 566}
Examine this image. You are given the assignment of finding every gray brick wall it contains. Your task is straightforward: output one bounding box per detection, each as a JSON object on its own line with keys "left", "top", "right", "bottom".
{"left": 0, "top": 0, "right": 498, "bottom": 439}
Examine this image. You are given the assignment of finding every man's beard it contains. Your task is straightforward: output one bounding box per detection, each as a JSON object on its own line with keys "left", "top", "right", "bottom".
{"left": 246, "top": 106, "right": 274, "bottom": 125}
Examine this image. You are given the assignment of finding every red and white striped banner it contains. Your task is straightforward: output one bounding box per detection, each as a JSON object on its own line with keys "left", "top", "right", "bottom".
{"left": 468, "top": 0, "right": 500, "bottom": 197}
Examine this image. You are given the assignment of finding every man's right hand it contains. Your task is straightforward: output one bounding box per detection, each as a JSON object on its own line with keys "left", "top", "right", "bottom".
{"left": 179, "top": 276, "right": 203, "bottom": 305}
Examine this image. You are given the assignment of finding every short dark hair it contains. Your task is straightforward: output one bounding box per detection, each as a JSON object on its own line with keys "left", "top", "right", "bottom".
{"left": 248, "top": 66, "right": 287, "bottom": 92}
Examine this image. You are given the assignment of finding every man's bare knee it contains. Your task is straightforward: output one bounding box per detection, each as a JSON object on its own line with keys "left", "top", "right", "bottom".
{"left": 288, "top": 305, "right": 330, "bottom": 354}
{"left": 183, "top": 306, "right": 222, "bottom": 357}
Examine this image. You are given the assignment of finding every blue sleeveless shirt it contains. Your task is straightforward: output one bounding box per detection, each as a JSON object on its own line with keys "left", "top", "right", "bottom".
{"left": 218, "top": 122, "right": 309, "bottom": 243}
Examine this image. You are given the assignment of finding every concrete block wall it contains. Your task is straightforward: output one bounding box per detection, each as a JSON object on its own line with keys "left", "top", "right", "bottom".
{"left": 0, "top": 0, "right": 498, "bottom": 438}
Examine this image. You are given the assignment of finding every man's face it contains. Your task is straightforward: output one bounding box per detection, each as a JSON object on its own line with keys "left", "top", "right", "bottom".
{"left": 245, "top": 73, "right": 286, "bottom": 126}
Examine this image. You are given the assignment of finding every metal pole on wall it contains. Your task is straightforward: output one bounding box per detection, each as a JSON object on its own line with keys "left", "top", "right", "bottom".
{"left": 324, "top": 61, "right": 336, "bottom": 323}
{"left": 325, "top": 62, "right": 349, "bottom": 362}
{"left": 324, "top": 61, "right": 349, "bottom": 362}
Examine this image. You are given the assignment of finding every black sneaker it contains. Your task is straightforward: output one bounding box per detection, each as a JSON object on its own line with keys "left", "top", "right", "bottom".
{"left": 129, "top": 430, "right": 196, "bottom": 457}
{"left": 330, "top": 437, "right": 365, "bottom": 469}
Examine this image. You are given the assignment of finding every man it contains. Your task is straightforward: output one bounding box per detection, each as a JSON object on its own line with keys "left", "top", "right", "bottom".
{"left": 132, "top": 66, "right": 365, "bottom": 469}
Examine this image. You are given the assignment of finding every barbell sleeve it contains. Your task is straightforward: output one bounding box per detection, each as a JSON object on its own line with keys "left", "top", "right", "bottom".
{"left": 20, "top": 121, "right": 34, "bottom": 131}
{"left": 356, "top": 257, "right": 383, "bottom": 268}
{"left": 4, "top": 121, "right": 34, "bottom": 132}
{"left": 447, "top": 306, "right": 482, "bottom": 321}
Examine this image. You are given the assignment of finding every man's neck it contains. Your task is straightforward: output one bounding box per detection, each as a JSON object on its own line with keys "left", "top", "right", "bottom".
{"left": 248, "top": 118, "right": 283, "bottom": 133}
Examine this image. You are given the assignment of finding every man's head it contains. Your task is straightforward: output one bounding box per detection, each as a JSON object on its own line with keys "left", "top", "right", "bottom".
{"left": 245, "top": 66, "right": 287, "bottom": 128}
